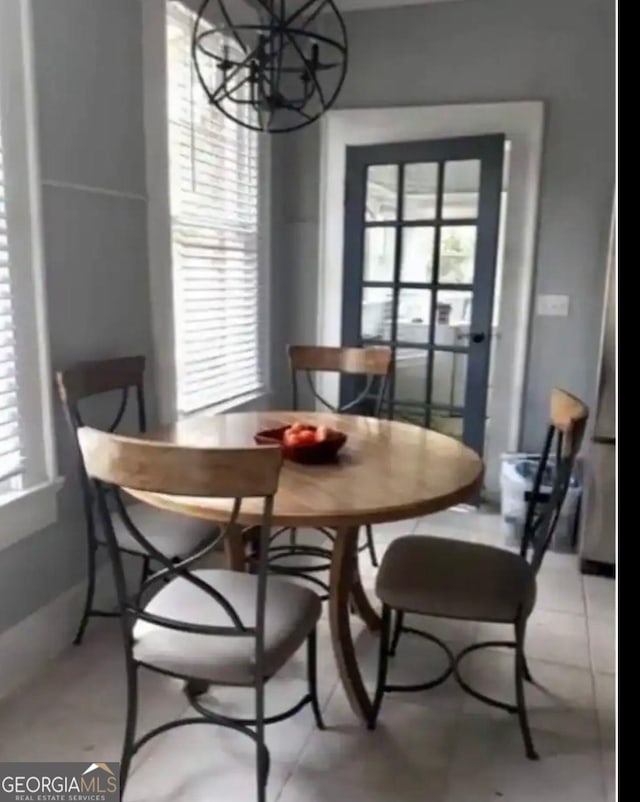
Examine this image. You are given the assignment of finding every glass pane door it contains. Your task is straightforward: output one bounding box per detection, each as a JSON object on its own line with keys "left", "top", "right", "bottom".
{"left": 342, "top": 135, "right": 505, "bottom": 456}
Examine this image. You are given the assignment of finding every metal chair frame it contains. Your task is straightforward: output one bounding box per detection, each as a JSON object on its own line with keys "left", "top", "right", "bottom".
{"left": 57, "top": 357, "right": 158, "bottom": 645}
{"left": 58, "top": 357, "right": 215, "bottom": 645}
{"left": 82, "top": 431, "right": 324, "bottom": 800}
{"left": 265, "top": 345, "right": 392, "bottom": 598}
{"left": 369, "top": 392, "right": 587, "bottom": 762}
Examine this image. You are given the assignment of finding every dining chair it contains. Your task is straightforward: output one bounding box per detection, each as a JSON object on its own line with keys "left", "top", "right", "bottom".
{"left": 266, "top": 345, "right": 392, "bottom": 597}
{"left": 368, "top": 388, "right": 588, "bottom": 760}
{"left": 78, "top": 426, "right": 324, "bottom": 799}
{"left": 57, "top": 356, "right": 215, "bottom": 645}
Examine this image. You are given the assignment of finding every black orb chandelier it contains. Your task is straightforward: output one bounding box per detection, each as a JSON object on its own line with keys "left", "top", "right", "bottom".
{"left": 192, "top": 0, "right": 348, "bottom": 133}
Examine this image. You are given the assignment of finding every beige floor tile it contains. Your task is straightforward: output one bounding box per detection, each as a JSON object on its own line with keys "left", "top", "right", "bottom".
{"left": 324, "top": 615, "right": 467, "bottom": 718}
{"left": 445, "top": 648, "right": 605, "bottom": 801}
{"left": 593, "top": 672, "right": 615, "bottom": 750}
{"left": 413, "top": 520, "right": 478, "bottom": 543}
{"left": 584, "top": 575, "right": 616, "bottom": 621}
{"left": 124, "top": 719, "right": 296, "bottom": 802}
{"left": 594, "top": 672, "right": 616, "bottom": 801}
{"left": 292, "top": 685, "right": 456, "bottom": 792}
{"left": 0, "top": 704, "right": 125, "bottom": 764}
{"left": 401, "top": 613, "right": 479, "bottom": 647}
{"left": 415, "top": 508, "right": 500, "bottom": 540}
{"left": 588, "top": 618, "right": 616, "bottom": 675}
{"left": 279, "top": 769, "right": 448, "bottom": 802}
{"left": 601, "top": 749, "right": 616, "bottom": 802}
{"left": 535, "top": 548, "right": 583, "bottom": 573}
{"left": 535, "top": 567, "right": 586, "bottom": 615}
{"left": 477, "top": 609, "right": 591, "bottom": 670}
{"left": 0, "top": 622, "right": 189, "bottom": 763}
{"left": 445, "top": 742, "right": 606, "bottom": 802}
{"left": 458, "top": 650, "right": 600, "bottom": 748}
{"left": 369, "top": 518, "right": 421, "bottom": 542}
{"left": 446, "top": 651, "right": 605, "bottom": 802}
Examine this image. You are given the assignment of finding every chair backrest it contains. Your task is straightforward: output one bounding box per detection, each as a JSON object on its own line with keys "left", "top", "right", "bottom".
{"left": 288, "top": 345, "right": 392, "bottom": 415}
{"left": 56, "top": 356, "right": 148, "bottom": 544}
{"left": 78, "top": 426, "right": 282, "bottom": 498}
{"left": 521, "top": 388, "right": 589, "bottom": 573}
{"left": 78, "top": 426, "right": 283, "bottom": 640}
{"left": 56, "top": 355, "right": 147, "bottom": 433}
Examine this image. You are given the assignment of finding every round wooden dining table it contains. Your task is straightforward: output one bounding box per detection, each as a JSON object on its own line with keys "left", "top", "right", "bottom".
{"left": 126, "top": 410, "right": 483, "bottom": 722}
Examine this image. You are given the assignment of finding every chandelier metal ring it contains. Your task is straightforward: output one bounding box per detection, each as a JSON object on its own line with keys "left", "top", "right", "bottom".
{"left": 192, "top": 0, "right": 348, "bottom": 133}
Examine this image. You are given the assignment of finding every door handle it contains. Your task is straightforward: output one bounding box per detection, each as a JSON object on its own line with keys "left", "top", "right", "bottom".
{"left": 471, "top": 332, "right": 486, "bottom": 344}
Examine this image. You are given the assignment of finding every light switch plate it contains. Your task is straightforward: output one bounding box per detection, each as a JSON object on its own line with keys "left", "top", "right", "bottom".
{"left": 536, "top": 294, "right": 570, "bottom": 317}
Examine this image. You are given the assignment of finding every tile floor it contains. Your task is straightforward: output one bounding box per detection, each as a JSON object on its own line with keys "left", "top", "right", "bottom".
{"left": 0, "top": 509, "right": 616, "bottom": 801}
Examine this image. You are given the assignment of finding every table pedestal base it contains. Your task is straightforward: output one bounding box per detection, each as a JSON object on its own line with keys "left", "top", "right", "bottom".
{"left": 329, "top": 526, "right": 381, "bottom": 721}
{"left": 222, "top": 522, "right": 382, "bottom": 723}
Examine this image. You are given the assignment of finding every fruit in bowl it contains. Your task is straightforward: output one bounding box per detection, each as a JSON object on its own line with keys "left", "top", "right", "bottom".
{"left": 254, "top": 422, "right": 347, "bottom": 464}
{"left": 283, "top": 422, "right": 330, "bottom": 447}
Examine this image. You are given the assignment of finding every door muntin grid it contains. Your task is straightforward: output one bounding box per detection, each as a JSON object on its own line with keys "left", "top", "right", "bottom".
{"left": 342, "top": 136, "right": 504, "bottom": 455}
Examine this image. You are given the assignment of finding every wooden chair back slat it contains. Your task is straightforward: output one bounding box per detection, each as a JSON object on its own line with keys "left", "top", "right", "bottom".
{"left": 288, "top": 346, "right": 392, "bottom": 377}
{"left": 78, "top": 426, "right": 283, "bottom": 499}
{"left": 550, "top": 388, "right": 589, "bottom": 458}
{"left": 56, "top": 356, "right": 145, "bottom": 403}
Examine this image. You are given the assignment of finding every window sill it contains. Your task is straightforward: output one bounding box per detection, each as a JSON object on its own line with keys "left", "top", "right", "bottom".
{"left": 0, "top": 478, "right": 65, "bottom": 553}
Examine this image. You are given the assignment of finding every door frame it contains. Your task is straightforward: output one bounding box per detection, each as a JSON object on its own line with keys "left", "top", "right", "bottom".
{"left": 316, "top": 102, "right": 544, "bottom": 498}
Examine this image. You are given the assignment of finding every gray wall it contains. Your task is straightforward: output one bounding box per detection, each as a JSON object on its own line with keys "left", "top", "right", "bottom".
{"left": 0, "top": 0, "right": 151, "bottom": 634}
{"left": 271, "top": 0, "right": 615, "bottom": 446}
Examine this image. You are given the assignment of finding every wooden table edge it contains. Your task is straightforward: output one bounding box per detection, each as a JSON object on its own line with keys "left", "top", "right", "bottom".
{"left": 123, "top": 468, "right": 484, "bottom": 529}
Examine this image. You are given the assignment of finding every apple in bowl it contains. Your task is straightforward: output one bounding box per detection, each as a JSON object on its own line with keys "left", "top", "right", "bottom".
{"left": 283, "top": 422, "right": 330, "bottom": 447}
{"left": 255, "top": 422, "right": 347, "bottom": 464}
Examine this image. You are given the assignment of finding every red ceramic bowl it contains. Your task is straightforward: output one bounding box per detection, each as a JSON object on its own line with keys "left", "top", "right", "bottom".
{"left": 254, "top": 425, "right": 347, "bottom": 464}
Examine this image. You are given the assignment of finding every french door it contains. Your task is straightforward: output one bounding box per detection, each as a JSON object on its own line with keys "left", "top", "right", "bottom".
{"left": 341, "top": 135, "right": 504, "bottom": 457}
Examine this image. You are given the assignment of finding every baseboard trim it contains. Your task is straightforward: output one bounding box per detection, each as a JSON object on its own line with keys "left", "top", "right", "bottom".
{"left": 0, "top": 564, "right": 118, "bottom": 703}
{"left": 579, "top": 558, "right": 616, "bottom": 579}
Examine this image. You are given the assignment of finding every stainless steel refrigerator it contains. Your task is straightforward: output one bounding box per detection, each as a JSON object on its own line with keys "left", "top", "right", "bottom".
{"left": 579, "top": 214, "right": 617, "bottom": 573}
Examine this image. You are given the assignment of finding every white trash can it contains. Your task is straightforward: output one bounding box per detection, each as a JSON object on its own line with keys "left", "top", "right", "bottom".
{"left": 500, "top": 453, "right": 581, "bottom": 553}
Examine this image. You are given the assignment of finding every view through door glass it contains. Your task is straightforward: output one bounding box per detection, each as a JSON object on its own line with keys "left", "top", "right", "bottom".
{"left": 341, "top": 136, "right": 505, "bottom": 457}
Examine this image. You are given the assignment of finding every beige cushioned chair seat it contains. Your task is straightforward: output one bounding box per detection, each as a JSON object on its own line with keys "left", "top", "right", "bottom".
{"left": 133, "top": 569, "right": 322, "bottom": 684}
{"left": 107, "top": 503, "right": 214, "bottom": 559}
{"left": 376, "top": 536, "right": 536, "bottom": 624}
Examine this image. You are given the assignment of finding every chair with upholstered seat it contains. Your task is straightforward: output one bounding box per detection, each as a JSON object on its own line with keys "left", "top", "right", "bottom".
{"left": 369, "top": 388, "right": 588, "bottom": 760}
{"left": 57, "top": 356, "right": 215, "bottom": 644}
{"left": 266, "top": 345, "right": 392, "bottom": 595}
{"left": 78, "top": 426, "right": 324, "bottom": 800}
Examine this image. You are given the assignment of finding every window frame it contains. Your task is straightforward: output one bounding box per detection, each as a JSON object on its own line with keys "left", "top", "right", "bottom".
{"left": 0, "top": 0, "right": 60, "bottom": 551}
{"left": 142, "top": 0, "right": 271, "bottom": 425}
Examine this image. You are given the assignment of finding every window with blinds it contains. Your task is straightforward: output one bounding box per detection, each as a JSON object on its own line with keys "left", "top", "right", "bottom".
{"left": 0, "top": 122, "right": 23, "bottom": 489}
{"left": 166, "top": 2, "right": 262, "bottom": 415}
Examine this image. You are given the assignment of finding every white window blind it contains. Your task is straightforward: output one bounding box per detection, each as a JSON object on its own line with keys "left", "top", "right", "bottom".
{"left": 167, "top": 2, "right": 262, "bottom": 415}
{"left": 0, "top": 121, "right": 23, "bottom": 488}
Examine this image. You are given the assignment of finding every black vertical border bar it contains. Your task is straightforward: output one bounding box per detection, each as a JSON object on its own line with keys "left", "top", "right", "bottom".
{"left": 463, "top": 136, "right": 505, "bottom": 456}
{"left": 423, "top": 161, "right": 445, "bottom": 428}
{"left": 387, "top": 163, "right": 404, "bottom": 420}
{"left": 340, "top": 148, "right": 368, "bottom": 407}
